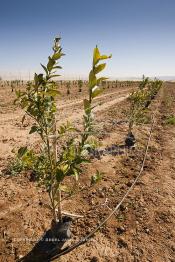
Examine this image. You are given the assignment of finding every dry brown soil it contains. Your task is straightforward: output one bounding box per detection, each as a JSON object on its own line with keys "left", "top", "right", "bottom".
{"left": 0, "top": 82, "right": 175, "bottom": 262}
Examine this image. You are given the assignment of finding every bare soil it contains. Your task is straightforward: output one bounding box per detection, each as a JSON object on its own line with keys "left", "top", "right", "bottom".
{"left": 0, "top": 82, "right": 175, "bottom": 262}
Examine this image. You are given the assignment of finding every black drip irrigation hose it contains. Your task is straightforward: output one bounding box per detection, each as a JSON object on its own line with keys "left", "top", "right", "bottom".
{"left": 50, "top": 91, "right": 162, "bottom": 261}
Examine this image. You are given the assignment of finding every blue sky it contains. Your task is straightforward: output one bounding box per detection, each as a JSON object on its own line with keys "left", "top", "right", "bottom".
{"left": 0, "top": 0, "right": 175, "bottom": 79}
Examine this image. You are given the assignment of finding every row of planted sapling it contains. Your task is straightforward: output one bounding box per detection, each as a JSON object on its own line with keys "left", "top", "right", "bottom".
{"left": 66, "top": 79, "right": 83, "bottom": 94}
{"left": 14, "top": 37, "right": 112, "bottom": 254}
{"left": 9, "top": 37, "right": 162, "bottom": 259}
{"left": 56, "top": 79, "right": 87, "bottom": 96}
{"left": 78, "top": 79, "right": 83, "bottom": 92}
{"left": 125, "top": 76, "right": 162, "bottom": 147}
{"left": 66, "top": 81, "right": 71, "bottom": 95}
{"left": 47, "top": 75, "right": 135, "bottom": 99}
{"left": 101, "top": 80, "right": 134, "bottom": 88}
{"left": 58, "top": 79, "right": 134, "bottom": 95}
{"left": 1, "top": 79, "right": 25, "bottom": 88}
{"left": 87, "top": 76, "right": 162, "bottom": 158}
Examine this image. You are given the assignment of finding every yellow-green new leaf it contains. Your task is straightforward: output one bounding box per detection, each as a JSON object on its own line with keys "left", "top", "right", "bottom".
{"left": 92, "top": 86, "right": 103, "bottom": 98}
{"left": 94, "top": 63, "right": 106, "bottom": 74}
{"left": 52, "top": 52, "right": 62, "bottom": 60}
{"left": 73, "top": 168, "right": 79, "bottom": 181}
{"left": 100, "top": 54, "right": 112, "bottom": 61}
{"left": 59, "top": 185, "right": 70, "bottom": 193}
{"left": 46, "top": 89, "right": 60, "bottom": 96}
{"left": 61, "top": 164, "right": 69, "bottom": 174}
{"left": 89, "top": 70, "right": 97, "bottom": 89}
{"left": 93, "top": 46, "right": 100, "bottom": 66}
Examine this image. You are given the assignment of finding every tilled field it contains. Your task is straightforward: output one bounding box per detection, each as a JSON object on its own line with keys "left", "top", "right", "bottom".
{"left": 0, "top": 82, "right": 175, "bottom": 262}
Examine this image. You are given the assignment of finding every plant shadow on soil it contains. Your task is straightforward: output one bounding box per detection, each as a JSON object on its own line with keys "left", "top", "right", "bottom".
{"left": 89, "top": 141, "right": 136, "bottom": 160}
{"left": 89, "top": 145, "right": 125, "bottom": 160}
{"left": 19, "top": 216, "right": 72, "bottom": 262}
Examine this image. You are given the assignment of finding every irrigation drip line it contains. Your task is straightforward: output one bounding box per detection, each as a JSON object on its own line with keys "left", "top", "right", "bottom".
{"left": 50, "top": 93, "right": 162, "bottom": 261}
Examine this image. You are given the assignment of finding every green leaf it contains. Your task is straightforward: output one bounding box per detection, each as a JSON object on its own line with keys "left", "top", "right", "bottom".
{"left": 29, "top": 125, "right": 38, "bottom": 134}
{"left": 18, "top": 146, "right": 28, "bottom": 158}
{"left": 59, "top": 126, "right": 65, "bottom": 134}
{"left": 59, "top": 185, "right": 70, "bottom": 193}
{"left": 94, "top": 63, "right": 106, "bottom": 74}
{"left": 61, "top": 164, "right": 69, "bottom": 174}
{"left": 52, "top": 52, "right": 65, "bottom": 60}
{"left": 34, "top": 73, "right": 38, "bottom": 85}
{"left": 100, "top": 54, "right": 112, "bottom": 60}
{"left": 52, "top": 52, "right": 62, "bottom": 60}
{"left": 91, "top": 170, "right": 104, "bottom": 185}
{"left": 41, "top": 64, "right": 48, "bottom": 75}
{"left": 56, "top": 169, "right": 65, "bottom": 182}
{"left": 93, "top": 46, "right": 100, "bottom": 66}
{"left": 47, "top": 57, "right": 55, "bottom": 71}
{"left": 46, "top": 89, "right": 60, "bottom": 96}
{"left": 53, "top": 66, "right": 62, "bottom": 69}
{"left": 91, "top": 86, "right": 103, "bottom": 98}
{"left": 15, "top": 90, "right": 20, "bottom": 97}
{"left": 49, "top": 75, "right": 61, "bottom": 78}
{"left": 89, "top": 70, "right": 97, "bottom": 89}
{"left": 73, "top": 168, "right": 79, "bottom": 181}
{"left": 38, "top": 74, "right": 44, "bottom": 83}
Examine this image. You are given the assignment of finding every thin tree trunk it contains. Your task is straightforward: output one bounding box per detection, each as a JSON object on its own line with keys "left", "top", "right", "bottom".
{"left": 52, "top": 116, "right": 62, "bottom": 222}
